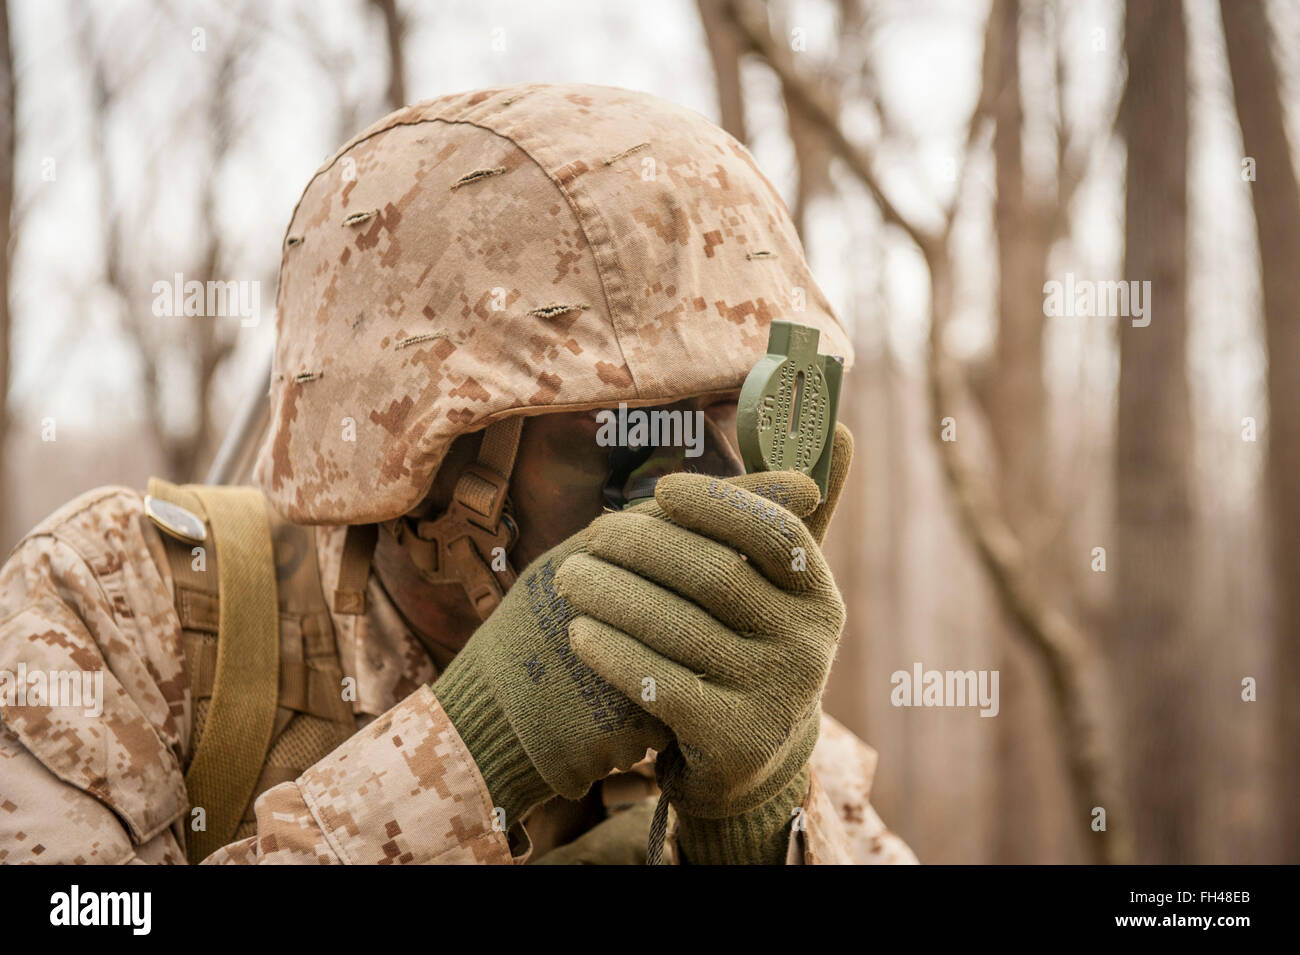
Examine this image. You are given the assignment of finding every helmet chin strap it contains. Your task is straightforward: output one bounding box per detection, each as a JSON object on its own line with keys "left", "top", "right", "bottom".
{"left": 332, "top": 416, "right": 525, "bottom": 621}
{"left": 335, "top": 404, "right": 743, "bottom": 623}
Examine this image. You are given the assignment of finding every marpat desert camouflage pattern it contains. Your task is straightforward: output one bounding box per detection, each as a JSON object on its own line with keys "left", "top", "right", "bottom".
{"left": 0, "top": 489, "right": 915, "bottom": 865}
{"left": 256, "top": 83, "right": 853, "bottom": 525}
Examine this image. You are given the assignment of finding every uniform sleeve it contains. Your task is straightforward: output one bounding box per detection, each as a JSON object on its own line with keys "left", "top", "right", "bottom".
{"left": 210, "top": 697, "right": 913, "bottom": 866}
{"left": 0, "top": 488, "right": 191, "bottom": 864}
{"left": 796, "top": 711, "right": 918, "bottom": 864}
{"left": 0, "top": 722, "right": 186, "bottom": 864}
{"left": 203, "top": 686, "right": 520, "bottom": 865}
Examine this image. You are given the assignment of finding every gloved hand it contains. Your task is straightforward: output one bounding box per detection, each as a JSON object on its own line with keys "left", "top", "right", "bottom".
{"left": 431, "top": 531, "right": 671, "bottom": 829}
{"left": 554, "top": 424, "right": 853, "bottom": 863}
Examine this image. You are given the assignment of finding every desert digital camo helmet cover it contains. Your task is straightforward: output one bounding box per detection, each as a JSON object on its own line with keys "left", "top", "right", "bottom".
{"left": 255, "top": 83, "right": 854, "bottom": 525}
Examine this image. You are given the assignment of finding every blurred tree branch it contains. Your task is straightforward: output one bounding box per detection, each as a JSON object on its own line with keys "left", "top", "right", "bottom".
{"left": 725, "top": 0, "right": 1129, "bottom": 863}
{"left": 776, "top": 1, "right": 834, "bottom": 240}
{"left": 696, "top": 0, "right": 747, "bottom": 143}
{"left": 1220, "top": 0, "right": 1300, "bottom": 863}
{"left": 77, "top": 5, "right": 251, "bottom": 480}
{"left": 293, "top": 0, "right": 413, "bottom": 142}
{"left": 369, "top": 0, "right": 407, "bottom": 111}
{"left": 292, "top": 8, "right": 362, "bottom": 144}
{"left": 1045, "top": 1, "right": 1120, "bottom": 247}
{"left": 728, "top": 3, "right": 941, "bottom": 257}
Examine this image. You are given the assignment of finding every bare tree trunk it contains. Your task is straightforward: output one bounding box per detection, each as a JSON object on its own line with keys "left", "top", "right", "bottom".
{"left": 0, "top": 0, "right": 14, "bottom": 547}
{"left": 696, "top": 0, "right": 747, "bottom": 143}
{"left": 1219, "top": 0, "right": 1300, "bottom": 863}
{"left": 986, "top": 0, "right": 1062, "bottom": 863}
{"left": 785, "top": 101, "right": 832, "bottom": 240}
{"left": 369, "top": 0, "right": 407, "bottom": 111}
{"left": 989, "top": 0, "right": 1047, "bottom": 519}
{"left": 1116, "top": 0, "right": 1197, "bottom": 864}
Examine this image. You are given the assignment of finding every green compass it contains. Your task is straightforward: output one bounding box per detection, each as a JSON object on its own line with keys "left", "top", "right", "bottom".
{"left": 737, "top": 321, "right": 844, "bottom": 500}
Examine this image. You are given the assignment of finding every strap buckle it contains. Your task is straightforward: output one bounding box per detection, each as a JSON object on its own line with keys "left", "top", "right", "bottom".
{"left": 448, "top": 462, "right": 513, "bottom": 532}
{"left": 399, "top": 469, "right": 518, "bottom": 619}
{"left": 384, "top": 418, "right": 526, "bottom": 620}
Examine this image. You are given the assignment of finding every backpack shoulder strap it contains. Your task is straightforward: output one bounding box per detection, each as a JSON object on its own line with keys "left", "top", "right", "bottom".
{"left": 145, "top": 478, "right": 280, "bottom": 863}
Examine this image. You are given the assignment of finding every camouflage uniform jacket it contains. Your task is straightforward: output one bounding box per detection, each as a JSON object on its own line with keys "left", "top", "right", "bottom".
{"left": 0, "top": 486, "right": 916, "bottom": 865}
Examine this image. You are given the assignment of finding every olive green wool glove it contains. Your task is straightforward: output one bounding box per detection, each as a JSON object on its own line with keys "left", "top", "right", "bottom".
{"left": 432, "top": 532, "right": 670, "bottom": 828}
{"left": 554, "top": 425, "right": 852, "bottom": 864}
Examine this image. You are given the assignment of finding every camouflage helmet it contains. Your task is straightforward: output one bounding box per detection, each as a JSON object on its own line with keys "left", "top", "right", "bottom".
{"left": 255, "top": 83, "right": 854, "bottom": 526}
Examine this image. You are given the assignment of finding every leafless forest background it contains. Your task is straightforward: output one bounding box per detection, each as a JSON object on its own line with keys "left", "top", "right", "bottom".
{"left": 1, "top": 0, "right": 1296, "bottom": 863}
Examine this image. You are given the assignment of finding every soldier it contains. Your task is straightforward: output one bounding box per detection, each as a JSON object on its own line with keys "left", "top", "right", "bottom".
{"left": 0, "top": 84, "right": 915, "bottom": 865}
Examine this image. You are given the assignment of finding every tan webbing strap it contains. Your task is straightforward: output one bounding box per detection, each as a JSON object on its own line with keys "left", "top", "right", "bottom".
{"left": 147, "top": 478, "right": 280, "bottom": 864}
{"left": 332, "top": 421, "right": 520, "bottom": 615}
{"left": 186, "top": 643, "right": 347, "bottom": 722}
{"left": 480, "top": 414, "right": 524, "bottom": 473}
{"left": 385, "top": 417, "right": 525, "bottom": 621}
{"left": 333, "top": 523, "right": 378, "bottom": 615}
{"left": 455, "top": 416, "right": 524, "bottom": 519}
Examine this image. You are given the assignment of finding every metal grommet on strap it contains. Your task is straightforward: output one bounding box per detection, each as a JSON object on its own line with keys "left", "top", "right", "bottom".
{"left": 144, "top": 494, "right": 208, "bottom": 544}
